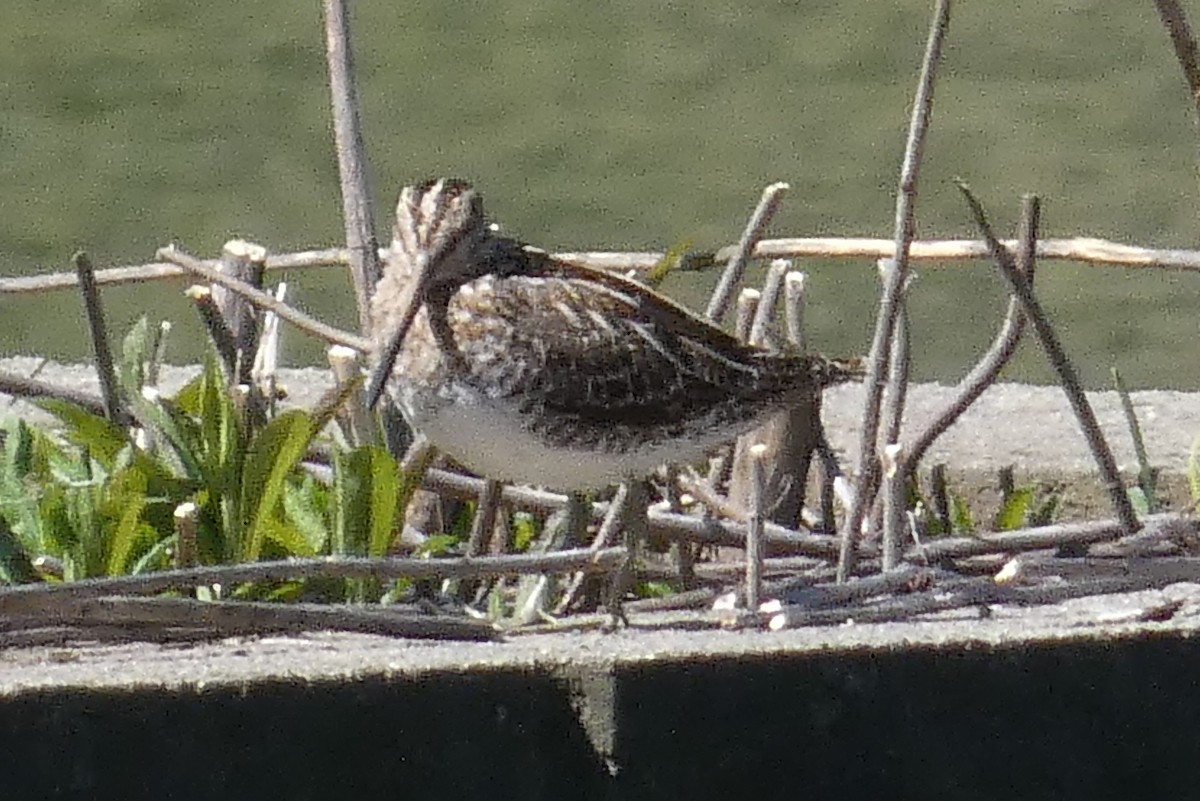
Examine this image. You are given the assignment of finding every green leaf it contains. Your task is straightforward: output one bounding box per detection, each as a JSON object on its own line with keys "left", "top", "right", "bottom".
{"left": 646, "top": 238, "right": 694, "bottom": 287}
{"left": 993, "top": 486, "right": 1034, "bottom": 531}
{"left": 0, "top": 419, "right": 52, "bottom": 552}
{"left": 1127, "top": 486, "right": 1151, "bottom": 517}
{"left": 36, "top": 399, "right": 130, "bottom": 466}
{"left": 282, "top": 478, "right": 329, "bottom": 553}
{"left": 241, "top": 409, "right": 318, "bottom": 560}
{"left": 512, "top": 512, "right": 538, "bottom": 551}
{"left": 950, "top": 493, "right": 975, "bottom": 536}
{"left": 637, "top": 580, "right": 675, "bottom": 599}
{"left": 417, "top": 534, "right": 458, "bottom": 556}
{"left": 105, "top": 468, "right": 150, "bottom": 576}
{"left": 1028, "top": 487, "right": 1061, "bottom": 528}
{"left": 3, "top": 417, "right": 36, "bottom": 477}
{"left": 367, "top": 449, "right": 401, "bottom": 558}
{"left": 257, "top": 515, "right": 318, "bottom": 558}
{"left": 127, "top": 391, "right": 206, "bottom": 482}
{"left": 120, "top": 316, "right": 151, "bottom": 394}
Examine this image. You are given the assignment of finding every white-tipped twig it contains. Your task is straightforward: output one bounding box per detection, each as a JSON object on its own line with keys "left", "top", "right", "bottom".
{"left": 748, "top": 259, "right": 791, "bottom": 347}
{"left": 783, "top": 270, "right": 807, "bottom": 351}
{"left": 252, "top": 281, "right": 287, "bottom": 410}
{"left": 216, "top": 239, "right": 267, "bottom": 383}
{"left": 173, "top": 502, "right": 199, "bottom": 570}
{"left": 328, "top": 344, "right": 376, "bottom": 446}
{"left": 706, "top": 182, "right": 790, "bottom": 323}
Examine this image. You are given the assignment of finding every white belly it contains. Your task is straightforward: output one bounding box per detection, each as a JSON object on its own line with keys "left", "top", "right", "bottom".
{"left": 391, "top": 384, "right": 731, "bottom": 490}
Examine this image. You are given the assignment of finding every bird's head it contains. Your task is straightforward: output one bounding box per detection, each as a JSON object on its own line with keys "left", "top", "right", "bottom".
{"left": 366, "top": 178, "right": 495, "bottom": 408}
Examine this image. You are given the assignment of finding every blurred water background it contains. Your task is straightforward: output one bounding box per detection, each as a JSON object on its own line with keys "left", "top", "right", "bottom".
{"left": 2, "top": 1, "right": 1199, "bottom": 388}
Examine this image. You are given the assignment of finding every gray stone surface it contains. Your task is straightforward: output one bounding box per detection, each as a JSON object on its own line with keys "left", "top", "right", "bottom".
{"left": 3, "top": 583, "right": 1200, "bottom": 696}
{"left": 5, "top": 356, "right": 1200, "bottom": 476}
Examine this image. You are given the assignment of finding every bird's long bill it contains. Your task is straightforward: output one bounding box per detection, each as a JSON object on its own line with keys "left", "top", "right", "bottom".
{"left": 365, "top": 252, "right": 434, "bottom": 410}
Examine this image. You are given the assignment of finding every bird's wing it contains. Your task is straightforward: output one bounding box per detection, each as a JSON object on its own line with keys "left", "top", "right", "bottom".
{"left": 443, "top": 269, "right": 767, "bottom": 427}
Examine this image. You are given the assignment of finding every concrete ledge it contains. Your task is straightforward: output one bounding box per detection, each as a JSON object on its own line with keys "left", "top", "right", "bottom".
{"left": 6, "top": 360, "right": 1200, "bottom": 797}
{"left": 4, "top": 587, "right": 1200, "bottom": 798}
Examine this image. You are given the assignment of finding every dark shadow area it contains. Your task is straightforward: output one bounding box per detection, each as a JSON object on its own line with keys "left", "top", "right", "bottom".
{"left": 0, "top": 670, "right": 609, "bottom": 800}
{"left": 5, "top": 634, "right": 1200, "bottom": 800}
{"left": 611, "top": 635, "right": 1200, "bottom": 801}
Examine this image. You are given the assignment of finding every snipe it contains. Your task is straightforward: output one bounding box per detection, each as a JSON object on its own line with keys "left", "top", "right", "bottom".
{"left": 366, "top": 178, "right": 861, "bottom": 490}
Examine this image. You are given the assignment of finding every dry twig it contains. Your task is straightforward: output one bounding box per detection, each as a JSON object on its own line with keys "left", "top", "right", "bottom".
{"left": 157, "top": 245, "right": 371, "bottom": 352}
{"left": 0, "top": 547, "right": 628, "bottom": 618}
{"left": 706, "top": 182, "right": 789, "bottom": 323}
{"left": 840, "top": 0, "right": 952, "bottom": 582}
{"left": 73, "top": 252, "right": 122, "bottom": 423}
{"left": 956, "top": 182, "right": 1140, "bottom": 536}
{"left": 322, "top": 0, "right": 382, "bottom": 332}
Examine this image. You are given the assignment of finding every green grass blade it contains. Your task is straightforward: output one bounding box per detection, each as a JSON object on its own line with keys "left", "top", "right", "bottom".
{"left": 993, "top": 486, "right": 1034, "bottom": 531}
{"left": 367, "top": 447, "right": 401, "bottom": 558}
{"left": 36, "top": 399, "right": 130, "bottom": 466}
{"left": 105, "top": 470, "right": 150, "bottom": 576}
{"left": 120, "top": 316, "right": 151, "bottom": 394}
{"left": 241, "top": 410, "right": 318, "bottom": 560}
{"left": 282, "top": 478, "right": 330, "bottom": 553}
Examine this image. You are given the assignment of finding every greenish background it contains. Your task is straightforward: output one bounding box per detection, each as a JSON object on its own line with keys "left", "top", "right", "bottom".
{"left": 2, "top": 0, "right": 1199, "bottom": 389}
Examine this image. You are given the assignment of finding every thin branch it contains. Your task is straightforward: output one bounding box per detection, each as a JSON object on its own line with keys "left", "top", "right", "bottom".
{"left": 73, "top": 252, "right": 122, "bottom": 423}
{"left": 881, "top": 443, "right": 907, "bottom": 571}
{"left": 1154, "top": 0, "right": 1200, "bottom": 132}
{"left": 157, "top": 245, "right": 372, "bottom": 352}
{"left": 767, "top": 563, "right": 928, "bottom": 608}
{"left": 184, "top": 285, "right": 239, "bottom": 378}
{"left": 903, "top": 195, "right": 1040, "bottom": 472}
{"left": 748, "top": 259, "right": 791, "bottom": 346}
{"left": 956, "top": 182, "right": 1141, "bottom": 535}
{"left": 766, "top": 572, "right": 1159, "bottom": 630}
{"left": 879, "top": 260, "right": 914, "bottom": 564}
{"left": 0, "top": 547, "right": 629, "bottom": 617}
{"left": 745, "top": 443, "right": 767, "bottom": 609}
{"left": 322, "top": 0, "right": 382, "bottom": 333}
{"left": 0, "top": 370, "right": 113, "bottom": 419}
{"left": 705, "top": 182, "right": 790, "bottom": 322}
{"left": 3, "top": 597, "right": 498, "bottom": 642}
{"left": 910, "top": 512, "right": 1194, "bottom": 562}
{"left": 10, "top": 236, "right": 1200, "bottom": 297}
{"left": 839, "top": 0, "right": 952, "bottom": 582}
{"left": 464, "top": 479, "right": 503, "bottom": 559}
